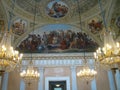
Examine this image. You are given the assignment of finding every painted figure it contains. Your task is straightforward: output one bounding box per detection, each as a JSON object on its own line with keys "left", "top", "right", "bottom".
{"left": 47, "top": 1, "right": 68, "bottom": 18}
{"left": 12, "top": 19, "right": 26, "bottom": 35}
{"left": 88, "top": 20, "right": 103, "bottom": 34}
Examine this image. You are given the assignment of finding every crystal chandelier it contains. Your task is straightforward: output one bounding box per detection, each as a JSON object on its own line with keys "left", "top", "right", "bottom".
{"left": 77, "top": 66, "right": 97, "bottom": 81}
{"left": 94, "top": 0, "right": 120, "bottom": 70}
{"left": 20, "top": 61, "right": 40, "bottom": 84}
{"left": 94, "top": 32, "right": 120, "bottom": 70}
{"left": 0, "top": 0, "right": 23, "bottom": 74}
{"left": 77, "top": 61, "right": 97, "bottom": 82}
{"left": 0, "top": 32, "right": 23, "bottom": 73}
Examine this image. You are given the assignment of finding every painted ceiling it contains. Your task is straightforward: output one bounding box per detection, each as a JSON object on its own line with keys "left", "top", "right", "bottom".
{"left": 0, "top": 0, "right": 120, "bottom": 53}
{"left": 15, "top": 0, "right": 98, "bottom": 16}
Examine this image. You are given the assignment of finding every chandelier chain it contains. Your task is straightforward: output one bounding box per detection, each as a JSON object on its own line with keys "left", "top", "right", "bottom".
{"left": 20, "top": 1, "right": 40, "bottom": 84}
{"left": 76, "top": 0, "right": 97, "bottom": 82}
{"left": 98, "top": 0, "right": 108, "bottom": 31}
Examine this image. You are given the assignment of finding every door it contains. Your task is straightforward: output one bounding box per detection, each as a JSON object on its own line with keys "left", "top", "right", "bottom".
{"left": 49, "top": 81, "right": 66, "bottom": 90}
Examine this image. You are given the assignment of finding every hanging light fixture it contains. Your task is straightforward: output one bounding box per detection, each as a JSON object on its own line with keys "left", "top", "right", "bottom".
{"left": 94, "top": 0, "right": 120, "bottom": 70}
{"left": 77, "top": 63, "right": 97, "bottom": 81}
{"left": 20, "top": 1, "right": 40, "bottom": 85}
{"left": 76, "top": 0, "right": 97, "bottom": 82}
{"left": 77, "top": 58, "right": 97, "bottom": 82}
{"left": 20, "top": 61, "right": 40, "bottom": 84}
{"left": 0, "top": 0, "right": 23, "bottom": 74}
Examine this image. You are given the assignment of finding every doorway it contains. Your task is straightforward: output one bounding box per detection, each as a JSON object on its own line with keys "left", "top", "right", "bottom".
{"left": 49, "top": 81, "right": 66, "bottom": 90}
{"left": 45, "top": 77, "right": 70, "bottom": 90}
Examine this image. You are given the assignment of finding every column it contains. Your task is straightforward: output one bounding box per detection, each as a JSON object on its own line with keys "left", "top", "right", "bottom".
{"left": 38, "top": 68, "right": 44, "bottom": 90}
{"left": 91, "top": 79, "right": 97, "bottom": 90}
{"left": 115, "top": 70, "right": 120, "bottom": 90}
{"left": 2, "top": 73, "right": 9, "bottom": 90}
{"left": 20, "top": 80, "right": 25, "bottom": 90}
{"left": 108, "top": 71, "right": 116, "bottom": 90}
{"left": 0, "top": 76, "right": 2, "bottom": 90}
{"left": 70, "top": 66, "right": 77, "bottom": 90}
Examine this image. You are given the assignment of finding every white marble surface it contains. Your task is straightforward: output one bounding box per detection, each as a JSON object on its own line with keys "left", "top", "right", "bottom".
{"left": 71, "top": 66, "right": 77, "bottom": 90}
{"left": 38, "top": 68, "right": 44, "bottom": 90}
{"left": 2, "top": 73, "right": 9, "bottom": 90}
{"left": 108, "top": 71, "right": 116, "bottom": 90}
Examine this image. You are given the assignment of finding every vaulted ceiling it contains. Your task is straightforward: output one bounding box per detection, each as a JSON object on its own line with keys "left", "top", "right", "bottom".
{"left": 0, "top": 0, "right": 120, "bottom": 53}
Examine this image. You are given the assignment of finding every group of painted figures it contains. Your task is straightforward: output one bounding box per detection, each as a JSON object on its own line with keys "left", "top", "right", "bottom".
{"left": 17, "top": 30, "right": 98, "bottom": 53}
{"left": 12, "top": 19, "right": 26, "bottom": 35}
{"left": 47, "top": 1, "right": 68, "bottom": 18}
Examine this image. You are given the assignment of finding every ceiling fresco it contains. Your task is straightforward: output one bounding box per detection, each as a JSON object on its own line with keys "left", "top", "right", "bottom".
{"left": 3, "top": 0, "right": 106, "bottom": 23}
{"left": 16, "top": 24, "right": 98, "bottom": 53}
{"left": 46, "top": 1, "right": 68, "bottom": 18}
{"left": 12, "top": 18, "right": 28, "bottom": 36}
{"left": 15, "top": 0, "right": 98, "bottom": 17}
{"left": 0, "top": 0, "right": 119, "bottom": 53}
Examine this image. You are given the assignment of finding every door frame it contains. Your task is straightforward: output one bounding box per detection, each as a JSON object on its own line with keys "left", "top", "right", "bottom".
{"left": 45, "top": 77, "right": 70, "bottom": 90}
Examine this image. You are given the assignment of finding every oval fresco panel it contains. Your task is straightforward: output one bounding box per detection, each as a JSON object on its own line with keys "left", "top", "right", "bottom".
{"left": 46, "top": 1, "right": 68, "bottom": 18}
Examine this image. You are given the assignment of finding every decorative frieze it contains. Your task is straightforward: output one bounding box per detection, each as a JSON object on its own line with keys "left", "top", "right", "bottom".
{"left": 22, "top": 53, "right": 94, "bottom": 60}
{"left": 22, "top": 53, "right": 95, "bottom": 67}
